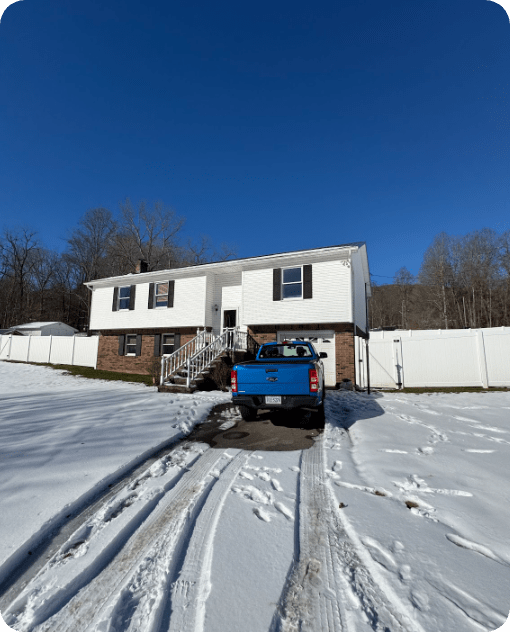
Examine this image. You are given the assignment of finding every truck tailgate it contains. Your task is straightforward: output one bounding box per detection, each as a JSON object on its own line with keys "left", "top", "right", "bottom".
{"left": 236, "top": 362, "right": 312, "bottom": 395}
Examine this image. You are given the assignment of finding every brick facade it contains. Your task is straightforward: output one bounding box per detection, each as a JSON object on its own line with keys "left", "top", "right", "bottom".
{"left": 247, "top": 322, "right": 356, "bottom": 386}
{"left": 96, "top": 327, "right": 202, "bottom": 374}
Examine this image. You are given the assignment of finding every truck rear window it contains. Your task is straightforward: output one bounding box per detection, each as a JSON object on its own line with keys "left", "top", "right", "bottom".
{"left": 259, "top": 344, "right": 313, "bottom": 358}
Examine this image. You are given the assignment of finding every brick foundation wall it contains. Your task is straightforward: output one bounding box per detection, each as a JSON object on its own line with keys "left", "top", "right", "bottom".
{"left": 96, "top": 327, "right": 200, "bottom": 374}
{"left": 247, "top": 323, "right": 356, "bottom": 386}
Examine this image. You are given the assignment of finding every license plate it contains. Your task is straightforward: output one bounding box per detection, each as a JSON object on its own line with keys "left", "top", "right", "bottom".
{"left": 265, "top": 396, "right": 282, "bottom": 404}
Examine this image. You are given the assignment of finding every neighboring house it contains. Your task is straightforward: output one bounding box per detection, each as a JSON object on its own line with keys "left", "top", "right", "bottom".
{"left": 4, "top": 322, "right": 78, "bottom": 336}
{"left": 85, "top": 243, "right": 371, "bottom": 388}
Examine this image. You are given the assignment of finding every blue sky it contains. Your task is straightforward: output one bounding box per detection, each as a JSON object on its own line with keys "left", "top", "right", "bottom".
{"left": 0, "top": 0, "right": 509, "bottom": 282}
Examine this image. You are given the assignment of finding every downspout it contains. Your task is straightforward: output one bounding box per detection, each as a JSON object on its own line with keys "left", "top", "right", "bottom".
{"left": 365, "top": 282, "right": 371, "bottom": 395}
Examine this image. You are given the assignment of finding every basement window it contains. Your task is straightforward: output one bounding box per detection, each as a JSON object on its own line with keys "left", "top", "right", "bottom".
{"left": 161, "top": 334, "right": 175, "bottom": 355}
{"left": 125, "top": 334, "right": 137, "bottom": 355}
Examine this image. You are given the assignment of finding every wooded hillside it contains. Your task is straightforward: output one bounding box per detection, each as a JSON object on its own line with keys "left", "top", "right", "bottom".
{"left": 370, "top": 229, "right": 510, "bottom": 330}
{"left": 0, "top": 201, "right": 236, "bottom": 332}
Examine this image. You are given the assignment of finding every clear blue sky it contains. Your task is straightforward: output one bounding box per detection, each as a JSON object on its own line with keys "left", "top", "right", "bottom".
{"left": 0, "top": 0, "right": 509, "bottom": 282}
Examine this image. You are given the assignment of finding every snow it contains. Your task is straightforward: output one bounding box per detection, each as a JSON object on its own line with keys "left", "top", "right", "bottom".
{"left": 0, "top": 361, "right": 509, "bottom": 631}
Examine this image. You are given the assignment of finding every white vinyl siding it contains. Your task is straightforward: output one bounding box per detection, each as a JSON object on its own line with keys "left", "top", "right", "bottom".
{"left": 210, "top": 271, "right": 243, "bottom": 334}
{"left": 89, "top": 276, "right": 208, "bottom": 330}
{"left": 242, "top": 260, "right": 351, "bottom": 325}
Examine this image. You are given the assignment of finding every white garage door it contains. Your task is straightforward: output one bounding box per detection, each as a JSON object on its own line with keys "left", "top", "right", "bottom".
{"left": 277, "top": 331, "right": 336, "bottom": 387}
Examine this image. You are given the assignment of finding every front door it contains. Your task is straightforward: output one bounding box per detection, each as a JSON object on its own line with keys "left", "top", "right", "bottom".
{"left": 223, "top": 309, "right": 237, "bottom": 329}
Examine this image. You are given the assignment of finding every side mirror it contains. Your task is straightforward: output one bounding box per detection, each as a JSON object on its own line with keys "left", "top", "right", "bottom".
{"left": 319, "top": 352, "right": 328, "bottom": 359}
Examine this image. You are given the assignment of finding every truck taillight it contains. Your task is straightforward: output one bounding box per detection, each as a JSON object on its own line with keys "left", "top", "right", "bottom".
{"left": 309, "top": 369, "right": 319, "bottom": 392}
{"left": 231, "top": 369, "right": 238, "bottom": 393}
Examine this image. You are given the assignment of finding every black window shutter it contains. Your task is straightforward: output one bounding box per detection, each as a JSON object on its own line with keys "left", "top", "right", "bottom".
{"left": 273, "top": 269, "right": 282, "bottom": 301}
{"left": 168, "top": 280, "right": 175, "bottom": 308}
{"left": 303, "top": 265, "right": 313, "bottom": 299}
{"left": 154, "top": 333, "right": 161, "bottom": 356}
{"left": 174, "top": 333, "right": 181, "bottom": 350}
{"left": 129, "top": 285, "right": 136, "bottom": 310}
{"left": 112, "top": 287, "right": 119, "bottom": 311}
{"left": 135, "top": 334, "right": 142, "bottom": 356}
{"left": 118, "top": 334, "right": 125, "bottom": 355}
{"left": 148, "top": 283, "right": 154, "bottom": 309}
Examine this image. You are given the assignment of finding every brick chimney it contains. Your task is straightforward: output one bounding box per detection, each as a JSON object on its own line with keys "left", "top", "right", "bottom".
{"left": 136, "top": 259, "right": 148, "bottom": 273}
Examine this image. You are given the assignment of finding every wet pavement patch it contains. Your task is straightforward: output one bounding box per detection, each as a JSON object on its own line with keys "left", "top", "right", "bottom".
{"left": 186, "top": 402, "right": 325, "bottom": 452}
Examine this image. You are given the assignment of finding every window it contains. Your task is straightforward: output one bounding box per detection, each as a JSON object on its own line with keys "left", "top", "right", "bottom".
{"left": 119, "top": 286, "right": 132, "bottom": 310}
{"left": 259, "top": 344, "right": 312, "bottom": 358}
{"left": 273, "top": 265, "right": 312, "bottom": 301}
{"left": 155, "top": 282, "right": 169, "bottom": 307}
{"left": 148, "top": 280, "right": 174, "bottom": 309}
{"left": 282, "top": 267, "right": 302, "bottom": 299}
{"left": 161, "top": 333, "right": 175, "bottom": 355}
{"left": 125, "top": 334, "right": 137, "bottom": 355}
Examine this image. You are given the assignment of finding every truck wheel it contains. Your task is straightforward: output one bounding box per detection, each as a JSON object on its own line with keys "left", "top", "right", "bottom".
{"left": 239, "top": 405, "right": 257, "bottom": 421}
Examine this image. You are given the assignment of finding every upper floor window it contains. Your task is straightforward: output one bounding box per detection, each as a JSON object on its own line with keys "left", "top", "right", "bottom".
{"left": 273, "top": 265, "right": 312, "bottom": 301}
{"left": 118, "top": 286, "right": 131, "bottom": 310}
{"left": 155, "top": 282, "right": 169, "bottom": 307}
{"left": 148, "top": 280, "right": 174, "bottom": 309}
{"left": 282, "top": 267, "right": 302, "bottom": 299}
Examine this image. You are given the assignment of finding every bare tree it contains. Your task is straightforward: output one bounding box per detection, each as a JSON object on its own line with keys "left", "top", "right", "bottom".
{"left": 394, "top": 267, "right": 414, "bottom": 329}
{"left": 181, "top": 235, "right": 238, "bottom": 267}
{"left": 65, "top": 208, "right": 117, "bottom": 283}
{"left": 419, "top": 233, "right": 456, "bottom": 329}
{"left": 0, "top": 227, "right": 40, "bottom": 326}
{"left": 111, "top": 199, "right": 185, "bottom": 273}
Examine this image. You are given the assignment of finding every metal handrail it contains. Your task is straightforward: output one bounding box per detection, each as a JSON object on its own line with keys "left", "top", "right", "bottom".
{"left": 185, "top": 328, "right": 239, "bottom": 388}
{"left": 160, "top": 329, "right": 213, "bottom": 385}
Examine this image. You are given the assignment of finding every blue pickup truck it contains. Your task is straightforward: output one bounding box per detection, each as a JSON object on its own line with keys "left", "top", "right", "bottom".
{"left": 230, "top": 340, "right": 327, "bottom": 420}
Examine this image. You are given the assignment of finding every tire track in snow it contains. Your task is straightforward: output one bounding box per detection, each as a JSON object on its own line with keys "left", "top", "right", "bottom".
{"left": 31, "top": 448, "right": 225, "bottom": 632}
{"left": 168, "top": 451, "right": 252, "bottom": 632}
{"left": 274, "top": 437, "right": 427, "bottom": 632}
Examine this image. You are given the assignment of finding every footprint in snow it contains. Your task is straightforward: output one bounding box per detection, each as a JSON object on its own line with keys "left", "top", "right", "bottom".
{"left": 399, "top": 564, "right": 412, "bottom": 581}
{"left": 410, "top": 589, "right": 430, "bottom": 611}
{"left": 274, "top": 502, "right": 294, "bottom": 521}
{"left": 253, "top": 507, "right": 272, "bottom": 522}
{"left": 361, "top": 536, "right": 401, "bottom": 572}
{"left": 271, "top": 478, "right": 283, "bottom": 492}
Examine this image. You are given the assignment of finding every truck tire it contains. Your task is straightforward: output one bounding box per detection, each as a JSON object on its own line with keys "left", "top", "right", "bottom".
{"left": 239, "top": 405, "right": 257, "bottom": 421}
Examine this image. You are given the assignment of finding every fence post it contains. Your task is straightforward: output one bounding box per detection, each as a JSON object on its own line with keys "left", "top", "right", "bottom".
{"left": 392, "top": 338, "right": 404, "bottom": 389}
{"left": 48, "top": 335, "right": 53, "bottom": 365}
{"left": 476, "top": 329, "right": 489, "bottom": 389}
{"left": 71, "top": 336, "right": 76, "bottom": 366}
{"left": 26, "top": 335, "right": 32, "bottom": 362}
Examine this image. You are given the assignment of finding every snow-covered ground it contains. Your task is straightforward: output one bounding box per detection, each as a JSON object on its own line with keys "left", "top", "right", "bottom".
{"left": 0, "top": 361, "right": 509, "bottom": 632}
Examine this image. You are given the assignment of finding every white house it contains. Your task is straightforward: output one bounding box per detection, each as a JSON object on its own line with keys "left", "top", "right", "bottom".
{"left": 5, "top": 322, "right": 78, "bottom": 336}
{"left": 85, "top": 243, "right": 371, "bottom": 388}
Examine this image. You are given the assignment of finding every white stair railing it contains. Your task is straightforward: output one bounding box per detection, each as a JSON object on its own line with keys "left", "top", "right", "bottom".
{"left": 185, "top": 328, "right": 239, "bottom": 388}
{"left": 160, "top": 329, "right": 213, "bottom": 385}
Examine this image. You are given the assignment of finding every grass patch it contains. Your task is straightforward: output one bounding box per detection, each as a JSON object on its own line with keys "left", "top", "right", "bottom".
{"left": 5, "top": 360, "right": 153, "bottom": 386}
{"left": 398, "top": 386, "right": 510, "bottom": 394}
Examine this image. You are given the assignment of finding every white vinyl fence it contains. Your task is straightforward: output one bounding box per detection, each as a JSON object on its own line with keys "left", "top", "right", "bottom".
{"left": 0, "top": 335, "right": 99, "bottom": 369}
{"left": 356, "top": 327, "right": 510, "bottom": 389}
